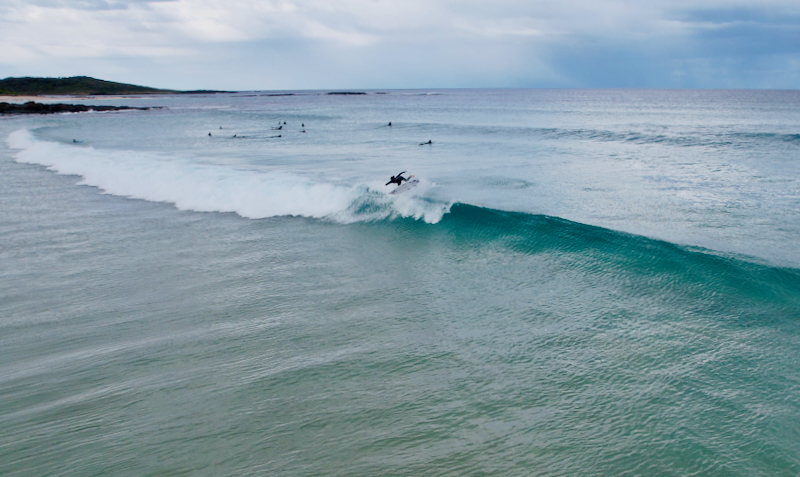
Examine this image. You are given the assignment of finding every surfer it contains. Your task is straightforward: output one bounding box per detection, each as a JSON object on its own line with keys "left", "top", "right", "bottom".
{"left": 388, "top": 121, "right": 392, "bottom": 127}
{"left": 386, "top": 171, "right": 409, "bottom": 187}
{"left": 419, "top": 140, "right": 432, "bottom": 145}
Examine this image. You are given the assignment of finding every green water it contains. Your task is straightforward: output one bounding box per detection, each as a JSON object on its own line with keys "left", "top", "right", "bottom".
{"left": 2, "top": 89, "right": 800, "bottom": 475}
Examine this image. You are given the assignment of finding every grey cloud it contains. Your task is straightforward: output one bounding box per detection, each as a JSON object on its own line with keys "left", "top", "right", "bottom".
{"left": 676, "top": 6, "right": 800, "bottom": 25}
{"left": 2, "top": 0, "right": 800, "bottom": 89}
{"left": 6, "top": 0, "right": 172, "bottom": 11}
{"left": 675, "top": 8, "right": 800, "bottom": 57}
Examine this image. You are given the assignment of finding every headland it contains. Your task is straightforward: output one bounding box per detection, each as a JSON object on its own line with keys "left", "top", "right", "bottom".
{"left": 0, "top": 76, "right": 229, "bottom": 114}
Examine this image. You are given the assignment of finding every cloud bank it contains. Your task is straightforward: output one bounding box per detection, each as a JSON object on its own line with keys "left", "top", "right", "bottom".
{"left": 1, "top": 0, "right": 798, "bottom": 89}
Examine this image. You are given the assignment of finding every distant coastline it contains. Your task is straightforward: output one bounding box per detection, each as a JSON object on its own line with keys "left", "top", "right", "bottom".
{"left": 0, "top": 76, "right": 230, "bottom": 96}
{"left": 0, "top": 76, "right": 231, "bottom": 115}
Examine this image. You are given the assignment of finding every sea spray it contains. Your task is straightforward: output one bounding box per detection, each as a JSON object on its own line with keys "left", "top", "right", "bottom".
{"left": 7, "top": 129, "right": 450, "bottom": 224}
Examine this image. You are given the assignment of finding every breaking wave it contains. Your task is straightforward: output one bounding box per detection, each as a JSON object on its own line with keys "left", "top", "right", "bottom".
{"left": 7, "top": 129, "right": 451, "bottom": 224}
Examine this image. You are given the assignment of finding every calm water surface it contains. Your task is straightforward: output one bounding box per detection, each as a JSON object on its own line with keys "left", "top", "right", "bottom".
{"left": 1, "top": 89, "right": 799, "bottom": 476}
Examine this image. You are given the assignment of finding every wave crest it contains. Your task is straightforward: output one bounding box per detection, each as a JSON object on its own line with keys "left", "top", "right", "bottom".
{"left": 7, "top": 129, "right": 451, "bottom": 224}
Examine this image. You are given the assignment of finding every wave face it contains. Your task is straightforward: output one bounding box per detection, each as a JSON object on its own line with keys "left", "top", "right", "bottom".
{"left": 434, "top": 203, "right": 800, "bottom": 304}
{"left": 7, "top": 129, "right": 450, "bottom": 224}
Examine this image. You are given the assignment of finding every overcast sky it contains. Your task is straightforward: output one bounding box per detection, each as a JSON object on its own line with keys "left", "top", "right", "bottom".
{"left": 1, "top": 0, "right": 798, "bottom": 90}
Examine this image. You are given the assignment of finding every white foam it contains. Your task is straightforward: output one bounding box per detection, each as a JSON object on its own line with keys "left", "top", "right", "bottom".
{"left": 7, "top": 129, "right": 450, "bottom": 224}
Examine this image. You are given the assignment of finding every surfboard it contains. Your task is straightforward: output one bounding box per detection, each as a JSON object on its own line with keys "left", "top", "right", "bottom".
{"left": 389, "top": 179, "right": 420, "bottom": 195}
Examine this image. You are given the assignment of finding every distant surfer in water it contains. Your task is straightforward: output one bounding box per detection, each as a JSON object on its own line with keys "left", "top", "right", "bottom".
{"left": 386, "top": 171, "right": 409, "bottom": 186}
{"left": 419, "top": 140, "right": 432, "bottom": 145}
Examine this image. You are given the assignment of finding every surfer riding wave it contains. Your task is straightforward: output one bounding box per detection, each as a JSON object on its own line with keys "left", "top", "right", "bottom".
{"left": 386, "top": 171, "right": 419, "bottom": 195}
{"left": 386, "top": 171, "right": 410, "bottom": 187}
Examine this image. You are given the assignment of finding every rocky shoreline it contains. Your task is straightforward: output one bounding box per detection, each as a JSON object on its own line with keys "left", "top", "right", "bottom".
{"left": 0, "top": 101, "right": 153, "bottom": 115}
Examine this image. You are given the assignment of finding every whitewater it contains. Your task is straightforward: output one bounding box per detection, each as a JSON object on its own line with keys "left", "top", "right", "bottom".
{"left": 7, "top": 129, "right": 449, "bottom": 223}
{"left": 1, "top": 89, "right": 799, "bottom": 476}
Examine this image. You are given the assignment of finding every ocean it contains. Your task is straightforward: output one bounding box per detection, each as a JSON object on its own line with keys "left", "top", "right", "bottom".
{"left": 1, "top": 89, "right": 799, "bottom": 476}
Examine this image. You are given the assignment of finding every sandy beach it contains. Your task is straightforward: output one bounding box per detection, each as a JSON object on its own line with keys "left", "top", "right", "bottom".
{"left": 0, "top": 95, "right": 51, "bottom": 103}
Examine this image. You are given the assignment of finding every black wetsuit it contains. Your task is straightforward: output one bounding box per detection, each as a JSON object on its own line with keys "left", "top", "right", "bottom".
{"left": 386, "top": 172, "right": 408, "bottom": 186}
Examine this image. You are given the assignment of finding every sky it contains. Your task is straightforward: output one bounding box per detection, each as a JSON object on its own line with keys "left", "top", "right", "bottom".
{"left": 1, "top": 0, "right": 799, "bottom": 90}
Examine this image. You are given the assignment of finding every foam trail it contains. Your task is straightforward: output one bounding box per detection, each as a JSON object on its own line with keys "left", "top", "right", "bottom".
{"left": 7, "top": 130, "right": 450, "bottom": 223}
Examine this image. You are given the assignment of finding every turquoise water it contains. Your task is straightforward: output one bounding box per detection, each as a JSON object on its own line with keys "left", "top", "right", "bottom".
{"left": 1, "top": 90, "right": 799, "bottom": 475}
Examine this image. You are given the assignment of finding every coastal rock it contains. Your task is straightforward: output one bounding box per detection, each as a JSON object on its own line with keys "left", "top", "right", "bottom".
{"left": 0, "top": 101, "right": 150, "bottom": 115}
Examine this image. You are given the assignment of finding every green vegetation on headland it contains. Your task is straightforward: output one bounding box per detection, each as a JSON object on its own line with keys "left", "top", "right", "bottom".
{"left": 0, "top": 76, "right": 229, "bottom": 96}
{"left": 0, "top": 76, "right": 170, "bottom": 95}
{"left": 0, "top": 102, "right": 153, "bottom": 115}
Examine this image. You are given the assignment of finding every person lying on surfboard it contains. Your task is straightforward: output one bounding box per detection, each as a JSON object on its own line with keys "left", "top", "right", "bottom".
{"left": 386, "top": 171, "right": 411, "bottom": 187}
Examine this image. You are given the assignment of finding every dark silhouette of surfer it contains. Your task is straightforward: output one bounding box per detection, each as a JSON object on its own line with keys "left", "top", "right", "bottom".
{"left": 388, "top": 122, "right": 392, "bottom": 127}
{"left": 208, "top": 132, "right": 212, "bottom": 136}
{"left": 386, "top": 171, "right": 409, "bottom": 187}
{"left": 419, "top": 140, "right": 432, "bottom": 145}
